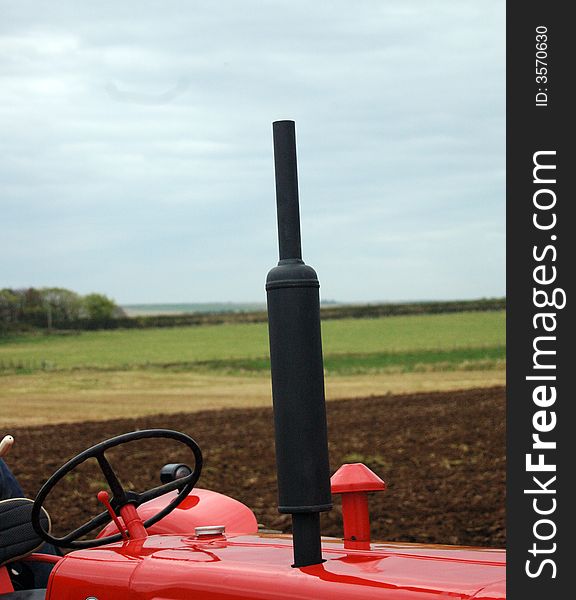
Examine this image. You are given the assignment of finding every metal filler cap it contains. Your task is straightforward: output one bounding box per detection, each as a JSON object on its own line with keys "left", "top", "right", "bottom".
{"left": 195, "top": 525, "right": 226, "bottom": 537}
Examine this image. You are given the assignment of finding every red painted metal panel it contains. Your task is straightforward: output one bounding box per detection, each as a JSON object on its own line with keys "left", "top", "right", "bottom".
{"left": 47, "top": 534, "right": 506, "bottom": 600}
{"left": 97, "top": 488, "right": 258, "bottom": 539}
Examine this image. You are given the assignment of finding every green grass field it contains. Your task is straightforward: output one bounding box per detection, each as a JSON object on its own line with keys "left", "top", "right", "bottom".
{"left": 0, "top": 311, "right": 505, "bottom": 375}
{"left": 0, "top": 311, "right": 505, "bottom": 425}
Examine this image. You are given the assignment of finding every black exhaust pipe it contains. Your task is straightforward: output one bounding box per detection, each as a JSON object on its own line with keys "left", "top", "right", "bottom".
{"left": 266, "top": 120, "right": 332, "bottom": 568}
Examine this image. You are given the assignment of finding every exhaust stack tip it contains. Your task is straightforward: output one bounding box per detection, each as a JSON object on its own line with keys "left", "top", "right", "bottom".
{"left": 272, "top": 120, "right": 302, "bottom": 262}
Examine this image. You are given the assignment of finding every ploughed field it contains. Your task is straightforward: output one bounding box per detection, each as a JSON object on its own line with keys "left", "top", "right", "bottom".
{"left": 10, "top": 386, "right": 505, "bottom": 548}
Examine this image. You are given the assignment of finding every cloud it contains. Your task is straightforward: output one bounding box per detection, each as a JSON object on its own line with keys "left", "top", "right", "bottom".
{"left": 0, "top": 1, "right": 504, "bottom": 303}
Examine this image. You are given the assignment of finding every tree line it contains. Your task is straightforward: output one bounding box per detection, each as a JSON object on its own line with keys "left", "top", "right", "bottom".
{"left": 115, "top": 297, "right": 507, "bottom": 330}
{"left": 0, "top": 287, "right": 125, "bottom": 333}
{"left": 1, "top": 291, "right": 505, "bottom": 335}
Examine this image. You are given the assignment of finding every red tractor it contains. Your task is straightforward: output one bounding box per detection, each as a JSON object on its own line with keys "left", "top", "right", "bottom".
{"left": 0, "top": 121, "right": 506, "bottom": 599}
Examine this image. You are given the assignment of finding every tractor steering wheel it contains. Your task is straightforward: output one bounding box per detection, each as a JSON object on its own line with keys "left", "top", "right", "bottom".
{"left": 31, "top": 429, "right": 203, "bottom": 549}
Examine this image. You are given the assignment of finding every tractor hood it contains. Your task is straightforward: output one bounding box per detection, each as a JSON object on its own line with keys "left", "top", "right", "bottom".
{"left": 47, "top": 534, "right": 506, "bottom": 600}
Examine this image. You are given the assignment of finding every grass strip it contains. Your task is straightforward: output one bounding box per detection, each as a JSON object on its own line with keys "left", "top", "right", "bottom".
{"left": 0, "top": 346, "right": 505, "bottom": 376}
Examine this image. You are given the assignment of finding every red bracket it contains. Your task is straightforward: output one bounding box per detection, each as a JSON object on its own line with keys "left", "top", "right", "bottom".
{"left": 0, "top": 566, "right": 14, "bottom": 594}
{"left": 331, "top": 463, "right": 386, "bottom": 550}
{"left": 97, "top": 490, "right": 148, "bottom": 541}
{"left": 119, "top": 504, "right": 148, "bottom": 541}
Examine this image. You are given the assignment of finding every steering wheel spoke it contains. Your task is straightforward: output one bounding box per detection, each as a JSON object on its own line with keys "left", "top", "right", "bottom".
{"left": 137, "top": 478, "right": 189, "bottom": 505}
{"left": 58, "top": 510, "right": 113, "bottom": 545}
{"left": 96, "top": 452, "right": 127, "bottom": 503}
{"left": 31, "top": 429, "right": 203, "bottom": 550}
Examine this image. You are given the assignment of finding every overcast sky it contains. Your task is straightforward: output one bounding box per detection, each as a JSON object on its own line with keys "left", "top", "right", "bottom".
{"left": 1, "top": 1, "right": 504, "bottom": 304}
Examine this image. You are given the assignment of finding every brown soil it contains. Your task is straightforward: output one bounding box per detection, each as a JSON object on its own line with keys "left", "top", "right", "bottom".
{"left": 8, "top": 386, "right": 505, "bottom": 548}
